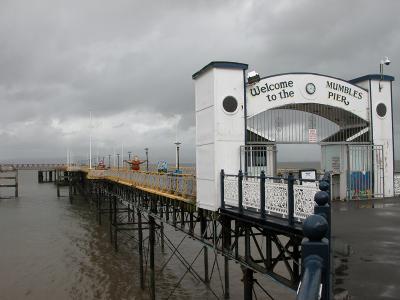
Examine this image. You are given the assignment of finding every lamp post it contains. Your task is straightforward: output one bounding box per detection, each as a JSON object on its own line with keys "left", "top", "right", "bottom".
{"left": 174, "top": 142, "right": 181, "bottom": 171}
{"left": 117, "top": 153, "right": 120, "bottom": 170}
{"left": 144, "top": 148, "right": 149, "bottom": 171}
{"left": 126, "top": 151, "right": 131, "bottom": 169}
{"left": 108, "top": 154, "right": 111, "bottom": 169}
{"left": 379, "top": 56, "right": 391, "bottom": 92}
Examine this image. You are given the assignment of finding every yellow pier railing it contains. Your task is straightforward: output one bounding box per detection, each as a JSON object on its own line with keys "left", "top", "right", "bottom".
{"left": 70, "top": 167, "right": 196, "bottom": 204}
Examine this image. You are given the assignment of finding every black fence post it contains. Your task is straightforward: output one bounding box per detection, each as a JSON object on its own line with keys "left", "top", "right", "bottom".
{"left": 221, "top": 169, "right": 225, "bottom": 209}
{"left": 238, "top": 170, "right": 243, "bottom": 213}
{"left": 287, "top": 173, "right": 294, "bottom": 226}
{"left": 320, "top": 172, "right": 331, "bottom": 200}
{"left": 260, "top": 171, "right": 266, "bottom": 218}
{"left": 297, "top": 214, "right": 329, "bottom": 300}
{"left": 314, "top": 191, "right": 331, "bottom": 240}
{"left": 314, "top": 181, "right": 332, "bottom": 300}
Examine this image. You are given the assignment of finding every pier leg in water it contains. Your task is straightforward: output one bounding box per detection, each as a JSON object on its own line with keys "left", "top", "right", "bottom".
{"left": 56, "top": 173, "right": 60, "bottom": 197}
{"left": 137, "top": 208, "right": 144, "bottom": 289}
{"left": 113, "top": 195, "right": 118, "bottom": 251}
{"left": 223, "top": 216, "right": 231, "bottom": 299}
{"left": 159, "top": 196, "right": 165, "bottom": 252}
{"left": 68, "top": 172, "right": 73, "bottom": 204}
{"left": 149, "top": 215, "right": 156, "bottom": 300}
{"left": 109, "top": 194, "right": 113, "bottom": 243}
{"left": 97, "top": 187, "right": 102, "bottom": 225}
{"left": 243, "top": 267, "right": 254, "bottom": 300}
{"left": 15, "top": 170, "right": 18, "bottom": 198}
{"left": 200, "top": 209, "right": 209, "bottom": 284}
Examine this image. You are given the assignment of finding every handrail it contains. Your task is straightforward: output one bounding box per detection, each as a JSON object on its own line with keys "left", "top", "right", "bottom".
{"left": 224, "top": 172, "right": 321, "bottom": 183}
{"left": 297, "top": 255, "right": 323, "bottom": 300}
{"left": 83, "top": 167, "right": 196, "bottom": 200}
{"left": 297, "top": 188, "right": 331, "bottom": 300}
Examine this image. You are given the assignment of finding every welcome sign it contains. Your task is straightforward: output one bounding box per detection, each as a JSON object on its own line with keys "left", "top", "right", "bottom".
{"left": 246, "top": 73, "right": 369, "bottom": 121}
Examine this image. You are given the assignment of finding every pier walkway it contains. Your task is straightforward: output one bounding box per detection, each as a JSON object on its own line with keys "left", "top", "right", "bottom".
{"left": 61, "top": 165, "right": 329, "bottom": 300}
{"left": 73, "top": 167, "right": 320, "bottom": 223}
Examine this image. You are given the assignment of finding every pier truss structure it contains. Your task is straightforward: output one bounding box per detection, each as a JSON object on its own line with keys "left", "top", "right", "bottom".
{"left": 61, "top": 167, "right": 330, "bottom": 300}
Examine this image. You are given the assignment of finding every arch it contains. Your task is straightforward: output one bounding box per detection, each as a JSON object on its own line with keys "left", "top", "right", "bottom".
{"left": 247, "top": 73, "right": 369, "bottom": 123}
{"left": 246, "top": 73, "right": 370, "bottom": 145}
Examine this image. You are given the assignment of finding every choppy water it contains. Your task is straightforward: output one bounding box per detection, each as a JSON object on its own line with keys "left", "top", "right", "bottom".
{"left": 0, "top": 171, "right": 294, "bottom": 300}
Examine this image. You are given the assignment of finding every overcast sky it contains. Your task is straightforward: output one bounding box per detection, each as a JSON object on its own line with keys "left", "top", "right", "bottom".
{"left": 1, "top": 0, "right": 399, "bottom": 164}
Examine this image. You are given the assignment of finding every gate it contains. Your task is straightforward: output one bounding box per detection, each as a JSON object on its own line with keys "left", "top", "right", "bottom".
{"left": 240, "top": 144, "right": 277, "bottom": 176}
{"left": 347, "top": 145, "right": 384, "bottom": 199}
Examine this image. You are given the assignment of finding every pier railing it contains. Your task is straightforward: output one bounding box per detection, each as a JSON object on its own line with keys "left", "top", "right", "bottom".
{"left": 297, "top": 183, "right": 331, "bottom": 300}
{"left": 221, "top": 170, "right": 322, "bottom": 223}
{"left": 84, "top": 168, "right": 196, "bottom": 200}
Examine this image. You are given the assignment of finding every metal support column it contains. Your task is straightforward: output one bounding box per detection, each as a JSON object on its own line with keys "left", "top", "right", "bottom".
{"left": 223, "top": 216, "right": 231, "bottom": 299}
{"left": 68, "top": 172, "right": 73, "bottom": 204}
{"left": 109, "top": 194, "right": 113, "bottom": 243}
{"left": 137, "top": 208, "right": 144, "bottom": 289}
{"left": 149, "top": 215, "right": 156, "bottom": 300}
{"left": 15, "top": 170, "right": 18, "bottom": 198}
{"left": 159, "top": 196, "right": 165, "bottom": 252}
{"left": 113, "top": 195, "right": 118, "bottom": 251}
{"left": 200, "top": 209, "right": 209, "bottom": 284}
{"left": 56, "top": 170, "right": 60, "bottom": 197}
{"left": 243, "top": 267, "right": 254, "bottom": 300}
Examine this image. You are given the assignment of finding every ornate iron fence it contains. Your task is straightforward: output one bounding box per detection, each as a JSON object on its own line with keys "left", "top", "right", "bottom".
{"left": 221, "top": 170, "right": 321, "bottom": 222}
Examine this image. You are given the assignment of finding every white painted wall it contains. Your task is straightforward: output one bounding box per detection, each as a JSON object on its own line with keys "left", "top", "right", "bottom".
{"left": 369, "top": 79, "right": 394, "bottom": 197}
{"left": 194, "top": 66, "right": 245, "bottom": 211}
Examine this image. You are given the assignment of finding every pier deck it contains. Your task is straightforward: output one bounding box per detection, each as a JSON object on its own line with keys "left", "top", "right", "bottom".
{"left": 59, "top": 165, "right": 330, "bottom": 300}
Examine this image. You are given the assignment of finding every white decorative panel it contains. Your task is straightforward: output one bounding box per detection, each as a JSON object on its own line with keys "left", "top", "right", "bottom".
{"left": 294, "top": 183, "right": 319, "bottom": 220}
{"left": 394, "top": 173, "right": 400, "bottom": 196}
{"left": 224, "top": 178, "right": 238, "bottom": 206}
{"left": 265, "top": 182, "right": 288, "bottom": 217}
{"left": 243, "top": 178, "right": 260, "bottom": 210}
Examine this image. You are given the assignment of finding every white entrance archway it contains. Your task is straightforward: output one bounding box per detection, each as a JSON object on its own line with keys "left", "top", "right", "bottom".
{"left": 193, "top": 62, "right": 395, "bottom": 210}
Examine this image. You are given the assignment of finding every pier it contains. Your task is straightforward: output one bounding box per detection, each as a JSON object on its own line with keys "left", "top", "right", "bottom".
{"left": 0, "top": 166, "right": 18, "bottom": 198}
{"left": 20, "top": 60, "right": 400, "bottom": 299}
{"left": 59, "top": 166, "right": 332, "bottom": 299}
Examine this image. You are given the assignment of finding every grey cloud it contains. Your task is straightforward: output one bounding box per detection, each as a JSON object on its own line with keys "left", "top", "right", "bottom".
{"left": 1, "top": 0, "right": 400, "bottom": 163}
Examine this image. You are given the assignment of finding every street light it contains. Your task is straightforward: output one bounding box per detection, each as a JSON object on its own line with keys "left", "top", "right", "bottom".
{"left": 144, "top": 147, "right": 149, "bottom": 171}
{"left": 174, "top": 142, "right": 181, "bottom": 171}
{"left": 108, "top": 154, "right": 111, "bottom": 169}
{"left": 247, "top": 70, "right": 260, "bottom": 85}
{"left": 379, "top": 56, "right": 391, "bottom": 92}
{"left": 117, "top": 153, "right": 120, "bottom": 170}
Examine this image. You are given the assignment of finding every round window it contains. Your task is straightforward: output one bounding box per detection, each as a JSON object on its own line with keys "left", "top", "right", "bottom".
{"left": 376, "top": 103, "right": 387, "bottom": 118}
{"left": 222, "top": 96, "right": 238, "bottom": 113}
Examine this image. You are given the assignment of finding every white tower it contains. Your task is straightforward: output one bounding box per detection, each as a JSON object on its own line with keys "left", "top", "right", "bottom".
{"left": 193, "top": 62, "right": 248, "bottom": 211}
{"left": 350, "top": 74, "right": 395, "bottom": 197}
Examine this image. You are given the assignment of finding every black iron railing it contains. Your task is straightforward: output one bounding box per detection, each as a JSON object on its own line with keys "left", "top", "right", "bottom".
{"left": 221, "top": 169, "right": 327, "bottom": 223}
{"left": 297, "top": 176, "right": 331, "bottom": 300}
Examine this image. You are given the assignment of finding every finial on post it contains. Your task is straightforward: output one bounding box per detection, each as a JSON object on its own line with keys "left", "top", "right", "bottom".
{"left": 314, "top": 191, "right": 329, "bottom": 206}
{"left": 303, "top": 214, "right": 328, "bottom": 242}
